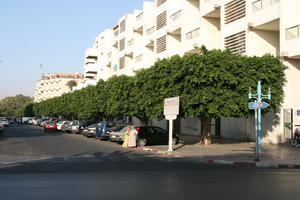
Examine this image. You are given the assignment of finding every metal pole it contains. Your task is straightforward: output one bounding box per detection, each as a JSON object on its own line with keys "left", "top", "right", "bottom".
{"left": 254, "top": 107, "right": 259, "bottom": 161}
{"left": 168, "top": 119, "right": 173, "bottom": 152}
{"left": 257, "top": 81, "right": 262, "bottom": 154}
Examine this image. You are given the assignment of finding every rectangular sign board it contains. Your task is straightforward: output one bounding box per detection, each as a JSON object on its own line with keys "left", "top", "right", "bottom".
{"left": 164, "top": 96, "right": 179, "bottom": 116}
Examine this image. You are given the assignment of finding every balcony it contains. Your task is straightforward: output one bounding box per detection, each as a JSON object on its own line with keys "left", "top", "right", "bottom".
{"left": 202, "top": 0, "right": 221, "bottom": 18}
{"left": 249, "top": 0, "right": 280, "bottom": 31}
{"left": 84, "top": 72, "right": 97, "bottom": 79}
{"left": 134, "top": 12, "right": 144, "bottom": 34}
{"left": 283, "top": 25, "right": 300, "bottom": 59}
{"left": 183, "top": 28, "right": 201, "bottom": 54}
{"left": 167, "top": 10, "right": 182, "bottom": 36}
{"left": 85, "top": 64, "right": 98, "bottom": 73}
{"left": 144, "top": 38, "right": 154, "bottom": 48}
{"left": 85, "top": 48, "right": 98, "bottom": 59}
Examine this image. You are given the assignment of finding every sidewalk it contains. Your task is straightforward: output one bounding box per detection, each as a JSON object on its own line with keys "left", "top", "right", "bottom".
{"left": 138, "top": 135, "right": 300, "bottom": 169}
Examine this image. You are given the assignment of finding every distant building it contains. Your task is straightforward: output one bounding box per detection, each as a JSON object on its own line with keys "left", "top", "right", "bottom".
{"left": 34, "top": 73, "right": 84, "bottom": 102}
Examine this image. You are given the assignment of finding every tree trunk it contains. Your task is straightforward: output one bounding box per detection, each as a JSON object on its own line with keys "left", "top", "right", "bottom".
{"left": 200, "top": 117, "right": 212, "bottom": 145}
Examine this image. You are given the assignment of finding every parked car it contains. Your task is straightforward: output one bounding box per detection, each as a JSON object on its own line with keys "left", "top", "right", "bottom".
{"left": 0, "top": 122, "right": 4, "bottom": 134}
{"left": 109, "top": 125, "right": 179, "bottom": 147}
{"left": 70, "top": 120, "right": 90, "bottom": 134}
{"left": 82, "top": 123, "right": 98, "bottom": 137}
{"left": 105, "top": 125, "right": 127, "bottom": 140}
{"left": 43, "top": 121, "right": 57, "bottom": 132}
{"left": 0, "top": 119, "right": 9, "bottom": 126}
{"left": 56, "top": 121, "right": 69, "bottom": 131}
{"left": 61, "top": 121, "right": 71, "bottom": 132}
{"left": 95, "top": 122, "right": 115, "bottom": 140}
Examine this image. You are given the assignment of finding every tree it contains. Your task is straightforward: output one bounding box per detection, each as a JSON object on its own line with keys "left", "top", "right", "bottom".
{"left": 66, "top": 80, "right": 77, "bottom": 91}
{"left": 180, "top": 49, "right": 286, "bottom": 144}
{"left": 0, "top": 94, "right": 33, "bottom": 116}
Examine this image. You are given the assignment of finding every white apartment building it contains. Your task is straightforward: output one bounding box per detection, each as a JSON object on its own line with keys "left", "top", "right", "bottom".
{"left": 34, "top": 73, "right": 84, "bottom": 103}
{"left": 81, "top": 0, "right": 300, "bottom": 144}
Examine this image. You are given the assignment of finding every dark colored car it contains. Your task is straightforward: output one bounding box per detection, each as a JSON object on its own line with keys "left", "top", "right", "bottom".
{"left": 136, "top": 126, "right": 179, "bottom": 147}
{"left": 110, "top": 125, "right": 179, "bottom": 147}
{"left": 43, "top": 121, "right": 57, "bottom": 132}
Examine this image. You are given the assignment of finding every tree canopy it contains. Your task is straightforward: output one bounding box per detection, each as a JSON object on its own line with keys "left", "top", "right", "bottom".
{"left": 33, "top": 48, "right": 286, "bottom": 143}
{"left": 0, "top": 94, "right": 33, "bottom": 117}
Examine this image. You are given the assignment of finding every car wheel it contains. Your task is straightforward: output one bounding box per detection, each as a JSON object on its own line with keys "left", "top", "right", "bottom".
{"left": 172, "top": 137, "right": 178, "bottom": 145}
{"left": 137, "top": 138, "right": 146, "bottom": 147}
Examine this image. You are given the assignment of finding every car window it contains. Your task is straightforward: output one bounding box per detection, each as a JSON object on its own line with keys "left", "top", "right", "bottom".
{"left": 140, "top": 127, "right": 153, "bottom": 135}
{"left": 152, "top": 127, "right": 167, "bottom": 134}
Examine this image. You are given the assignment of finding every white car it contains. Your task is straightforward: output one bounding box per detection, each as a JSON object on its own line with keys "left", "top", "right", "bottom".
{"left": 0, "top": 119, "right": 9, "bottom": 126}
{"left": 0, "top": 123, "right": 4, "bottom": 134}
{"left": 56, "top": 121, "right": 68, "bottom": 130}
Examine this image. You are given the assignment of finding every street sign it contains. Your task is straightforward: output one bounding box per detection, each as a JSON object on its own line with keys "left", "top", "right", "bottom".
{"left": 164, "top": 97, "right": 180, "bottom": 152}
{"left": 164, "top": 96, "right": 179, "bottom": 116}
{"left": 248, "top": 102, "right": 269, "bottom": 110}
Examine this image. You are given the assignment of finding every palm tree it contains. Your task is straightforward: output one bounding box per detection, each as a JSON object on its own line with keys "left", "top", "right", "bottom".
{"left": 66, "top": 80, "right": 77, "bottom": 91}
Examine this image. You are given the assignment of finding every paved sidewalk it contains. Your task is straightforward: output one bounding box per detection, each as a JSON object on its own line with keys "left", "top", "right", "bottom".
{"left": 138, "top": 135, "right": 300, "bottom": 168}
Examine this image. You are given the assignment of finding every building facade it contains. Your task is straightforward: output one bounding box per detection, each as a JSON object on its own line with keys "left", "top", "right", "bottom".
{"left": 34, "top": 73, "right": 84, "bottom": 103}
{"left": 80, "top": 0, "right": 300, "bottom": 144}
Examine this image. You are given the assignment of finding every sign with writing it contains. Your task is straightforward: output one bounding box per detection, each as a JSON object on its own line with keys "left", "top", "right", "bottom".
{"left": 248, "top": 102, "right": 269, "bottom": 110}
{"left": 164, "top": 97, "right": 179, "bottom": 116}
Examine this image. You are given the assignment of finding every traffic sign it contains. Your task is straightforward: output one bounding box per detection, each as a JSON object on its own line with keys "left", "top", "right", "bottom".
{"left": 248, "top": 102, "right": 269, "bottom": 110}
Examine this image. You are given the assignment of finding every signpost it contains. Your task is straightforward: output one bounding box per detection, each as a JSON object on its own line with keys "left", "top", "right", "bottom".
{"left": 164, "top": 96, "right": 179, "bottom": 152}
{"left": 248, "top": 81, "right": 271, "bottom": 161}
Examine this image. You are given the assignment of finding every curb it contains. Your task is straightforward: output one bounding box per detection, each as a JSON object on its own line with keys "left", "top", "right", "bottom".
{"left": 137, "top": 147, "right": 175, "bottom": 157}
{"left": 137, "top": 147, "right": 300, "bottom": 169}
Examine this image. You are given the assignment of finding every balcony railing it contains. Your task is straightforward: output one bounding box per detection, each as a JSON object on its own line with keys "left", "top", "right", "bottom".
{"left": 252, "top": 0, "right": 280, "bottom": 13}
{"left": 286, "top": 25, "right": 300, "bottom": 40}
{"left": 170, "top": 10, "right": 182, "bottom": 21}
{"left": 186, "top": 28, "right": 200, "bottom": 41}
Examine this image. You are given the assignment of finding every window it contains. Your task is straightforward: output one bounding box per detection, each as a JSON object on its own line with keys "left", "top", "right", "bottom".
{"left": 119, "top": 56, "right": 125, "bottom": 69}
{"left": 186, "top": 28, "right": 200, "bottom": 40}
{"left": 119, "top": 38, "right": 125, "bottom": 51}
{"left": 156, "top": 35, "right": 167, "bottom": 53}
{"left": 156, "top": 11, "right": 167, "bottom": 30}
{"left": 146, "top": 26, "right": 155, "bottom": 36}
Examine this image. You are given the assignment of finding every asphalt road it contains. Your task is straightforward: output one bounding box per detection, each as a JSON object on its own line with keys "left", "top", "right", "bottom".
{"left": 0, "top": 125, "right": 300, "bottom": 200}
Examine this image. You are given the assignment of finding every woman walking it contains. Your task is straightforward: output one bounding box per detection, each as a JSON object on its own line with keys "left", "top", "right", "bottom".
{"left": 122, "top": 126, "right": 130, "bottom": 148}
{"left": 128, "top": 126, "right": 138, "bottom": 148}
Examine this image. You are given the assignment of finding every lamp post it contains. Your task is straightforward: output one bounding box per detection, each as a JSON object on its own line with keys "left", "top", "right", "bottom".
{"left": 248, "top": 81, "right": 271, "bottom": 161}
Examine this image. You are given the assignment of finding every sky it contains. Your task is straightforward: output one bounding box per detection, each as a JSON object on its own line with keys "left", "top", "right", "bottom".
{"left": 0, "top": 0, "right": 146, "bottom": 98}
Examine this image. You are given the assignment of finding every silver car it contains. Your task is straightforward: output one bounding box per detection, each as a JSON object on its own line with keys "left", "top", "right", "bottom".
{"left": 0, "top": 119, "right": 9, "bottom": 126}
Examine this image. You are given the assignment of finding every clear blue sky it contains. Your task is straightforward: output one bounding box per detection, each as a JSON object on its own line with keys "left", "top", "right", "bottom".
{"left": 0, "top": 0, "right": 146, "bottom": 98}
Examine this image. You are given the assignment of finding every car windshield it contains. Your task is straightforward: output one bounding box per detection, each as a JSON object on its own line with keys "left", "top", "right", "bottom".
{"left": 47, "top": 121, "right": 56, "bottom": 125}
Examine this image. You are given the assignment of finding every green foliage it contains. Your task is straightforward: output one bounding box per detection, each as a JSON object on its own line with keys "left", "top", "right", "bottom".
{"left": 66, "top": 80, "right": 78, "bottom": 91}
{"left": 32, "top": 49, "right": 286, "bottom": 122}
{"left": 0, "top": 94, "right": 33, "bottom": 117}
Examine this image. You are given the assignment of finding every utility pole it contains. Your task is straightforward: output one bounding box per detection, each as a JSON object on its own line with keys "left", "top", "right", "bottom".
{"left": 248, "top": 81, "right": 271, "bottom": 161}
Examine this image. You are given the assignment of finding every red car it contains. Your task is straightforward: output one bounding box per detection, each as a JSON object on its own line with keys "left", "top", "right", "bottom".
{"left": 43, "top": 121, "right": 57, "bottom": 132}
